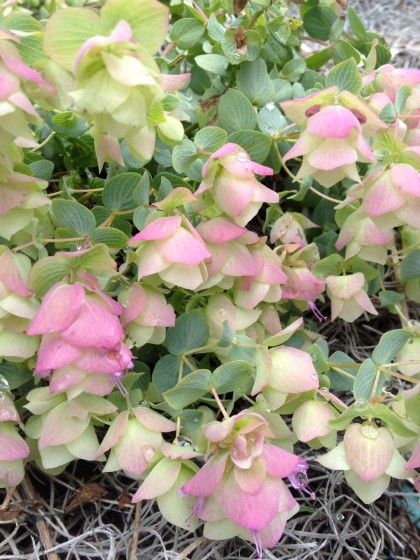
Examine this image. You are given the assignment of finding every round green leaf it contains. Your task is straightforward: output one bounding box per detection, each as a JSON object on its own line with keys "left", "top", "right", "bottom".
{"left": 91, "top": 227, "right": 129, "bottom": 249}
{"left": 166, "top": 311, "right": 209, "bottom": 356}
{"left": 227, "top": 130, "right": 272, "bottom": 163}
{"left": 303, "top": 6, "right": 337, "bottom": 41}
{"left": 218, "top": 89, "right": 257, "bottom": 133}
{"left": 51, "top": 199, "right": 96, "bottom": 236}
{"left": 102, "top": 173, "right": 142, "bottom": 212}
{"left": 170, "top": 18, "right": 205, "bottom": 50}
{"left": 194, "top": 127, "right": 227, "bottom": 152}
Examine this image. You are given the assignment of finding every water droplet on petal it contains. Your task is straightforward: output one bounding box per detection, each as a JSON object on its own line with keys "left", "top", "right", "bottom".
{"left": 266, "top": 102, "right": 275, "bottom": 111}
{"left": 336, "top": 513, "right": 345, "bottom": 521}
{"left": 311, "top": 373, "right": 318, "bottom": 380}
{"left": 236, "top": 152, "right": 248, "bottom": 163}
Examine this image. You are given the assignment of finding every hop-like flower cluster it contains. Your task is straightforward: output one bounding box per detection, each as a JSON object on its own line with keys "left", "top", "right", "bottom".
{"left": 27, "top": 281, "right": 133, "bottom": 395}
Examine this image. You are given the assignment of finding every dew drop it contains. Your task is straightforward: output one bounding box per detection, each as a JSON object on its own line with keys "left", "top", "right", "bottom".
{"left": 193, "top": 417, "right": 199, "bottom": 423}
{"left": 266, "top": 102, "right": 275, "bottom": 111}
{"left": 319, "top": 487, "right": 326, "bottom": 494}
{"left": 76, "top": 244, "right": 83, "bottom": 251}
{"left": 353, "top": 398, "right": 368, "bottom": 410}
{"left": 236, "top": 152, "right": 248, "bottom": 163}
{"left": 320, "top": 387, "right": 328, "bottom": 392}
{"left": 0, "top": 393, "right": 5, "bottom": 403}
{"left": 336, "top": 513, "right": 345, "bottom": 521}
{"left": 311, "top": 373, "right": 318, "bottom": 380}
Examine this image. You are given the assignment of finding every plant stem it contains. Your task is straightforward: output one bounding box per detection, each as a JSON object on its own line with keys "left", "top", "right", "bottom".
{"left": 211, "top": 387, "right": 230, "bottom": 420}
{"left": 30, "top": 131, "right": 56, "bottom": 153}
{"left": 309, "top": 186, "right": 342, "bottom": 205}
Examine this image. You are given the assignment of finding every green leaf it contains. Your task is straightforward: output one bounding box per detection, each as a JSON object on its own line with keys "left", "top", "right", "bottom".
{"left": 307, "top": 343, "right": 329, "bottom": 374}
{"left": 311, "top": 254, "right": 343, "bottom": 278}
{"left": 237, "top": 59, "right": 274, "bottom": 105}
{"left": 257, "top": 105, "right": 287, "bottom": 137}
{"left": 30, "top": 257, "right": 70, "bottom": 296}
{"left": 166, "top": 311, "right": 209, "bottom": 356}
{"left": 327, "top": 351, "right": 356, "bottom": 391}
{"left": 172, "top": 139, "right": 198, "bottom": 173}
{"left": 379, "top": 103, "right": 397, "bottom": 125}
{"left": 163, "top": 369, "right": 211, "bottom": 409}
{"left": 281, "top": 58, "right": 306, "bottom": 82}
{"left": 56, "top": 243, "right": 116, "bottom": 272}
{"left": 395, "top": 86, "right": 412, "bottom": 114}
{"left": 51, "top": 199, "right": 96, "bottom": 236}
{"left": 344, "top": 256, "right": 378, "bottom": 281}
{"left": 227, "top": 130, "right": 271, "bottom": 163}
{"left": 28, "top": 160, "right": 54, "bottom": 181}
{"left": 328, "top": 403, "right": 368, "bottom": 430}
{"left": 329, "top": 17, "right": 345, "bottom": 43}
{"left": 43, "top": 8, "right": 101, "bottom": 71}
{"left": 102, "top": 172, "right": 141, "bottom": 212}
{"left": 91, "top": 227, "right": 129, "bottom": 249}
{"left": 218, "top": 89, "right": 257, "bottom": 134}
{"left": 218, "top": 320, "right": 235, "bottom": 348}
{"left": 170, "top": 18, "right": 205, "bottom": 50}
{"left": 370, "top": 404, "right": 417, "bottom": 438}
{"left": 333, "top": 40, "right": 361, "bottom": 65}
{"left": 195, "top": 54, "right": 229, "bottom": 75}
{"left": 353, "top": 358, "right": 382, "bottom": 401}
{"left": 303, "top": 6, "right": 337, "bottom": 41}
{"left": 152, "top": 354, "right": 182, "bottom": 393}
{"left": 325, "top": 58, "right": 362, "bottom": 94}
{"left": 305, "top": 47, "right": 333, "bottom": 70}
{"left": 207, "top": 13, "right": 225, "bottom": 43}
{"left": 401, "top": 249, "right": 420, "bottom": 281}
{"left": 194, "top": 127, "right": 227, "bottom": 152}
{"left": 379, "top": 290, "right": 404, "bottom": 309}
{"left": 152, "top": 355, "right": 190, "bottom": 394}
{"left": 211, "top": 361, "right": 253, "bottom": 394}
{"left": 51, "top": 111, "right": 78, "bottom": 129}
{"left": 347, "top": 7, "right": 367, "bottom": 42}
{"left": 372, "top": 329, "right": 412, "bottom": 365}
{"left": 0, "top": 362, "right": 32, "bottom": 391}
{"left": 101, "top": 0, "right": 169, "bottom": 54}
{"left": 133, "top": 172, "right": 150, "bottom": 205}
{"left": 406, "top": 392, "right": 420, "bottom": 426}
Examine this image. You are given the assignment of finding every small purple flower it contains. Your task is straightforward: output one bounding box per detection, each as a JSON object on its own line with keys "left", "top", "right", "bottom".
{"left": 288, "top": 460, "right": 316, "bottom": 499}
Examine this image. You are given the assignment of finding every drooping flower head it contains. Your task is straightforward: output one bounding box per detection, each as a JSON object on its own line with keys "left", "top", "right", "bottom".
{"left": 128, "top": 213, "right": 211, "bottom": 290}
{"left": 179, "top": 411, "right": 306, "bottom": 550}
{"left": 344, "top": 163, "right": 420, "bottom": 230}
{"left": 26, "top": 281, "right": 133, "bottom": 396}
{"left": 280, "top": 87, "right": 387, "bottom": 188}
{"left": 195, "top": 143, "right": 278, "bottom": 227}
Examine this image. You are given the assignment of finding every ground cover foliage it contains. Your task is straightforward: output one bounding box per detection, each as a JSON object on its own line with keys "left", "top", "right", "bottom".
{"left": 0, "top": 0, "right": 419, "bottom": 558}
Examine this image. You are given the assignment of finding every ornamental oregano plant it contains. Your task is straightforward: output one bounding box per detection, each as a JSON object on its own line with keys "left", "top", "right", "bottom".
{"left": 0, "top": 0, "right": 419, "bottom": 555}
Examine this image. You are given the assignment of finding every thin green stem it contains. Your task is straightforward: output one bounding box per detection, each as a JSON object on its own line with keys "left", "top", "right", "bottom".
{"left": 211, "top": 387, "right": 230, "bottom": 420}
{"left": 30, "top": 131, "right": 56, "bottom": 153}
